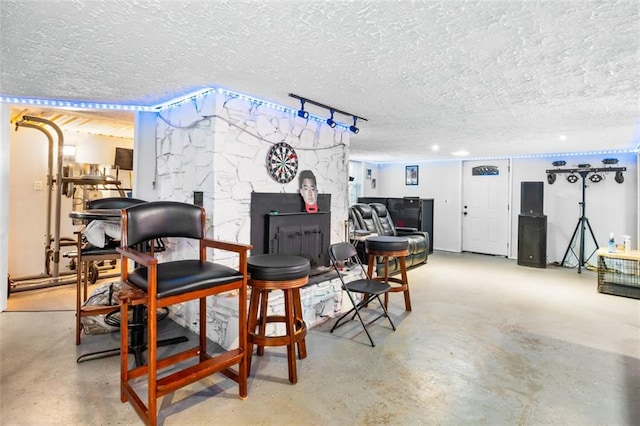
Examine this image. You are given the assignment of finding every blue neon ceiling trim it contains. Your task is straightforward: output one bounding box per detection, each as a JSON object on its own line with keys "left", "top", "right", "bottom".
{"left": 0, "top": 86, "right": 352, "bottom": 130}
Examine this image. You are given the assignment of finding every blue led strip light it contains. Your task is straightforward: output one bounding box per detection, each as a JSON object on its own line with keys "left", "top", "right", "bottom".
{"left": 1, "top": 87, "right": 351, "bottom": 130}
{"left": 370, "top": 149, "right": 639, "bottom": 165}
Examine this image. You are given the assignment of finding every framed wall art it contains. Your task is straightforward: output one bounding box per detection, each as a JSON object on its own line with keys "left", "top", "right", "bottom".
{"left": 405, "top": 165, "right": 419, "bottom": 186}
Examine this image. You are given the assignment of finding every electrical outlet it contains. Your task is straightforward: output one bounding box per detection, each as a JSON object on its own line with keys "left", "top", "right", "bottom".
{"left": 34, "top": 181, "right": 43, "bottom": 191}
{"left": 194, "top": 191, "right": 203, "bottom": 207}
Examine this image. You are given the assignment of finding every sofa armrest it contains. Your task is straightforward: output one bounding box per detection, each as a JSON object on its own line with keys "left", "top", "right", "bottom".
{"left": 396, "top": 226, "right": 419, "bottom": 234}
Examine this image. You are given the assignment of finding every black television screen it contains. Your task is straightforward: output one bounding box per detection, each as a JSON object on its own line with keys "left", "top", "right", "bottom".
{"left": 114, "top": 147, "right": 134, "bottom": 170}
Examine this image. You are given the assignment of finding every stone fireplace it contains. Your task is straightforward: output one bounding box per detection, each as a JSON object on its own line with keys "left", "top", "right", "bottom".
{"left": 151, "top": 89, "right": 353, "bottom": 349}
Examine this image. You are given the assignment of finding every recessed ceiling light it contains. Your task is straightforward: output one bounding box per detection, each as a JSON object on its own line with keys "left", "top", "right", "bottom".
{"left": 559, "top": 135, "right": 567, "bottom": 141}
{"left": 451, "top": 150, "right": 469, "bottom": 156}
{"left": 431, "top": 145, "right": 440, "bottom": 152}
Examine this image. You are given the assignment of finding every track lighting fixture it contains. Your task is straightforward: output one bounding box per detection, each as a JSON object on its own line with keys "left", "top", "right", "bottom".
{"left": 297, "top": 99, "right": 309, "bottom": 119}
{"left": 288, "top": 93, "right": 367, "bottom": 132}
{"left": 326, "top": 109, "right": 337, "bottom": 128}
{"left": 349, "top": 117, "right": 359, "bottom": 134}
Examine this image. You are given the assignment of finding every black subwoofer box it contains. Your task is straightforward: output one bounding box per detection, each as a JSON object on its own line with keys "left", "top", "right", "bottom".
{"left": 518, "top": 215, "right": 547, "bottom": 268}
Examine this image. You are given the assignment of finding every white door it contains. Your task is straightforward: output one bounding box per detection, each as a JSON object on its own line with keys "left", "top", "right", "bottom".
{"left": 462, "top": 160, "right": 510, "bottom": 256}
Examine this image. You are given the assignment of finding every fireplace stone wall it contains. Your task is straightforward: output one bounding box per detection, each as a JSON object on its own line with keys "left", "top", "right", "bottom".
{"left": 151, "top": 90, "right": 352, "bottom": 348}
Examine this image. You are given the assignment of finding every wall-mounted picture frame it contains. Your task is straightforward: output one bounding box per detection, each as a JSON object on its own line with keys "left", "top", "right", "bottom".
{"left": 405, "top": 165, "right": 419, "bottom": 185}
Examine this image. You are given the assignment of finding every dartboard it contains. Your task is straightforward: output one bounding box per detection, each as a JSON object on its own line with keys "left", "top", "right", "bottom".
{"left": 266, "top": 142, "right": 298, "bottom": 184}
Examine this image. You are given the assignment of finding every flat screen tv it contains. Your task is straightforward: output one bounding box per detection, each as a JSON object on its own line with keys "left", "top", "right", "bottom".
{"left": 114, "top": 147, "right": 134, "bottom": 170}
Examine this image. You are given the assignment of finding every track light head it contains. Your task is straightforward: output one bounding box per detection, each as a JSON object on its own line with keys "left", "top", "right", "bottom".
{"left": 297, "top": 99, "right": 309, "bottom": 119}
{"left": 615, "top": 170, "right": 624, "bottom": 183}
{"left": 326, "top": 109, "right": 337, "bottom": 128}
{"left": 589, "top": 173, "right": 603, "bottom": 183}
{"left": 567, "top": 174, "right": 579, "bottom": 183}
{"left": 547, "top": 173, "right": 556, "bottom": 185}
{"left": 349, "top": 116, "right": 359, "bottom": 134}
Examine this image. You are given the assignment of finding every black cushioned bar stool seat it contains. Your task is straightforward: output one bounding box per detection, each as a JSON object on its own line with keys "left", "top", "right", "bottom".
{"left": 247, "top": 254, "right": 310, "bottom": 384}
{"left": 365, "top": 236, "right": 412, "bottom": 311}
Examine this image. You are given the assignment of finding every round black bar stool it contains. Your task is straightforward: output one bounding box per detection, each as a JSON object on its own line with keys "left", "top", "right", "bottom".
{"left": 365, "top": 236, "right": 412, "bottom": 311}
{"left": 247, "top": 254, "right": 310, "bottom": 384}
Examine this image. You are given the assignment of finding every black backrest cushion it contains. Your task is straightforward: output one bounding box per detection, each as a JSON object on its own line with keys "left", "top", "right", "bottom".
{"left": 124, "top": 201, "right": 203, "bottom": 247}
{"left": 370, "top": 203, "right": 396, "bottom": 236}
{"left": 351, "top": 203, "right": 378, "bottom": 233}
{"left": 88, "top": 197, "right": 145, "bottom": 210}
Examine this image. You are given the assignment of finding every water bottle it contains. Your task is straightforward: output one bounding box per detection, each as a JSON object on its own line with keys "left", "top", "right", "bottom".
{"left": 608, "top": 233, "right": 615, "bottom": 253}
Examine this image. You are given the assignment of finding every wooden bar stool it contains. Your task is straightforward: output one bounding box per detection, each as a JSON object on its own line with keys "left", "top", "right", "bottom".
{"left": 247, "top": 254, "right": 310, "bottom": 384}
{"left": 365, "top": 236, "right": 412, "bottom": 311}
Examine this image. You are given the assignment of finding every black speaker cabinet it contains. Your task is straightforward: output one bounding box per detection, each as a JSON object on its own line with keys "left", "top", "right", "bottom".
{"left": 518, "top": 215, "right": 547, "bottom": 268}
{"left": 521, "top": 181, "right": 544, "bottom": 216}
{"left": 419, "top": 199, "right": 434, "bottom": 253}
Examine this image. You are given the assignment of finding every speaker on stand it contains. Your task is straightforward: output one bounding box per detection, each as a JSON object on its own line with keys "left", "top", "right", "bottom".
{"left": 518, "top": 182, "right": 547, "bottom": 268}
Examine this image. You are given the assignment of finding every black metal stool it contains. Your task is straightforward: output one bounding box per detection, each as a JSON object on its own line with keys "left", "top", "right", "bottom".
{"left": 247, "top": 254, "right": 310, "bottom": 384}
{"left": 365, "top": 236, "right": 412, "bottom": 311}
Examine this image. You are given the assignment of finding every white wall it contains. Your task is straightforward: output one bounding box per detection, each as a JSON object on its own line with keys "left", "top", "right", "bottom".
{"left": 374, "top": 161, "right": 463, "bottom": 252}
{"left": 1, "top": 105, "right": 10, "bottom": 311}
{"left": 363, "top": 153, "right": 637, "bottom": 265}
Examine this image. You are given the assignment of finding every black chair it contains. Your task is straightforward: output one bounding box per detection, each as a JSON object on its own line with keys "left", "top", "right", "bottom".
{"left": 117, "top": 201, "right": 252, "bottom": 426}
{"left": 328, "top": 242, "right": 395, "bottom": 347}
{"left": 370, "top": 202, "right": 429, "bottom": 266}
{"left": 75, "top": 197, "right": 146, "bottom": 346}
{"left": 350, "top": 203, "right": 429, "bottom": 275}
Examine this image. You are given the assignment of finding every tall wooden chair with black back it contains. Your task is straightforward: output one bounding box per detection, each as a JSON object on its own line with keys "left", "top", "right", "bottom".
{"left": 75, "top": 197, "right": 146, "bottom": 346}
{"left": 117, "top": 200, "right": 252, "bottom": 425}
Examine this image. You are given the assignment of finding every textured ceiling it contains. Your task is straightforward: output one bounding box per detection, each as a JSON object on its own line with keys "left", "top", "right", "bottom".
{"left": 1, "top": 0, "right": 639, "bottom": 162}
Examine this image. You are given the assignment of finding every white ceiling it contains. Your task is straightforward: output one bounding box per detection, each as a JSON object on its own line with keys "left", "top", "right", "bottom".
{"left": 1, "top": 0, "right": 638, "bottom": 162}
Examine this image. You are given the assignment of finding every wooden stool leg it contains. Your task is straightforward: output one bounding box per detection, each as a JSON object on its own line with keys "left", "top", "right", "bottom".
{"left": 383, "top": 256, "right": 390, "bottom": 309}
{"left": 283, "top": 289, "right": 297, "bottom": 384}
{"left": 119, "top": 300, "right": 130, "bottom": 403}
{"left": 292, "top": 288, "right": 307, "bottom": 359}
{"left": 257, "top": 289, "right": 269, "bottom": 356}
{"left": 75, "top": 263, "right": 83, "bottom": 345}
{"left": 246, "top": 287, "right": 261, "bottom": 375}
{"left": 399, "top": 255, "right": 411, "bottom": 311}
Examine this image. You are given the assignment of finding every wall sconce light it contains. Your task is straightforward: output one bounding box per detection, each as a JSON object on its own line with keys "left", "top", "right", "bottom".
{"left": 349, "top": 117, "right": 359, "bottom": 134}
{"left": 326, "top": 109, "right": 337, "bottom": 128}
{"left": 297, "top": 99, "right": 309, "bottom": 119}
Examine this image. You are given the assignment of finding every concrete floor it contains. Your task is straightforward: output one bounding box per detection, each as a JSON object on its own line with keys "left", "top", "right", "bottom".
{"left": 1, "top": 251, "right": 639, "bottom": 425}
